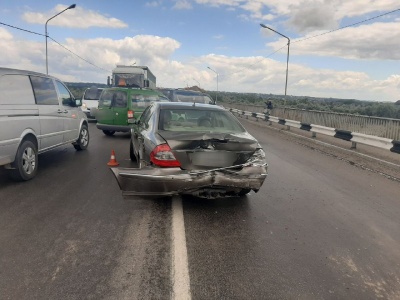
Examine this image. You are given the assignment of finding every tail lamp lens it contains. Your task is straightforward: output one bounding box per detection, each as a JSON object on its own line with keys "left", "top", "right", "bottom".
{"left": 150, "top": 144, "right": 181, "bottom": 167}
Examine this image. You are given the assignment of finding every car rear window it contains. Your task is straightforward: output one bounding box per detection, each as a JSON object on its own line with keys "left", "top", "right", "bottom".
{"left": 99, "top": 90, "right": 127, "bottom": 107}
{"left": 158, "top": 108, "right": 245, "bottom": 133}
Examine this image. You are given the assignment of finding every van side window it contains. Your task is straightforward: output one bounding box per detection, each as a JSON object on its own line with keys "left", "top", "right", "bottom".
{"left": 56, "top": 80, "right": 73, "bottom": 106}
{"left": 30, "top": 76, "right": 59, "bottom": 105}
{"left": 0, "top": 74, "right": 35, "bottom": 105}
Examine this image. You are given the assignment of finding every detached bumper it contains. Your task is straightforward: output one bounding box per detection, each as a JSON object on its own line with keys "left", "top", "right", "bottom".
{"left": 110, "top": 163, "right": 268, "bottom": 197}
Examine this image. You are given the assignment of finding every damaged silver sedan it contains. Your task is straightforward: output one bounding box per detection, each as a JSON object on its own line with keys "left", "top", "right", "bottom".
{"left": 110, "top": 102, "right": 268, "bottom": 198}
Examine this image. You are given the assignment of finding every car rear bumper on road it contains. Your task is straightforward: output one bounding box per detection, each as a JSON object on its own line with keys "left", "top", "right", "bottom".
{"left": 110, "top": 163, "right": 268, "bottom": 198}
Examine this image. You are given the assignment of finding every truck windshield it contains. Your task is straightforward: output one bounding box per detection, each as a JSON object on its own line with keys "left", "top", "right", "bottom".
{"left": 114, "top": 74, "right": 143, "bottom": 88}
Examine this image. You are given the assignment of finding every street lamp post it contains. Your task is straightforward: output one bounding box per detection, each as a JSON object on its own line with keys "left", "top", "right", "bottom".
{"left": 45, "top": 4, "right": 76, "bottom": 74}
{"left": 207, "top": 66, "right": 218, "bottom": 104}
{"left": 260, "top": 24, "right": 290, "bottom": 107}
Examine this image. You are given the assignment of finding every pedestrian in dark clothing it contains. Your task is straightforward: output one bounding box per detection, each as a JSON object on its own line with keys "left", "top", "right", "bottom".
{"left": 264, "top": 101, "right": 273, "bottom": 115}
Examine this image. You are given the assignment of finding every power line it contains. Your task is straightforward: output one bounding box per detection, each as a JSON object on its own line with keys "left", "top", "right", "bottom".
{"left": 292, "top": 7, "right": 400, "bottom": 44}
{"left": 47, "top": 36, "right": 111, "bottom": 73}
{"left": 0, "top": 22, "right": 44, "bottom": 36}
{"left": 0, "top": 21, "right": 110, "bottom": 73}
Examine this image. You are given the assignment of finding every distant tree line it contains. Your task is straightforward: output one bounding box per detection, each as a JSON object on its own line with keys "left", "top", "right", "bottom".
{"left": 208, "top": 91, "right": 400, "bottom": 119}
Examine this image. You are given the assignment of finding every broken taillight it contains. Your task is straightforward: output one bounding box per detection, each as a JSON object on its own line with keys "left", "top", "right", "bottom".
{"left": 150, "top": 144, "right": 181, "bottom": 167}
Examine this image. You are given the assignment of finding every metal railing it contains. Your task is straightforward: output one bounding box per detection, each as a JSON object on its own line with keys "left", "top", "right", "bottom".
{"left": 223, "top": 103, "right": 400, "bottom": 141}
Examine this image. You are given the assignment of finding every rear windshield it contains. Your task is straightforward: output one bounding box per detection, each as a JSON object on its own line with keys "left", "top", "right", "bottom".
{"left": 99, "top": 90, "right": 127, "bottom": 107}
{"left": 158, "top": 108, "right": 245, "bottom": 133}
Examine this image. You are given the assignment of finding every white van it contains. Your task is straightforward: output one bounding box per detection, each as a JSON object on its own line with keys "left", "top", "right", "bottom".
{"left": 81, "top": 86, "right": 103, "bottom": 120}
{"left": 0, "top": 68, "right": 89, "bottom": 181}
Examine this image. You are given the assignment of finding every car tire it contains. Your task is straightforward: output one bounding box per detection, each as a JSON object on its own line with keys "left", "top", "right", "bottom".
{"left": 10, "top": 140, "right": 38, "bottom": 181}
{"left": 129, "top": 139, "right": 137, "bottom": 162}
{"left": 74, "top": 124, "right": 89, "bottom": 151}
{"left": 103, "top": 130, "right": 115, "bottom": 136}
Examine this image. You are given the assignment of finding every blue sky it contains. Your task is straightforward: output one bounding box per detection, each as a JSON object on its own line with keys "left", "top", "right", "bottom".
{"left": 1, "top": 0, "right": 399, "bottom": 101}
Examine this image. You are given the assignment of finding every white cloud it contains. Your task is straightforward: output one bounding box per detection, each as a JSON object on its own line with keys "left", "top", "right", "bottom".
{"left": 22, "top": 4, "right": 127, "bottom": 29}
{"left": 266, "top": 21, "right": 400, "bottom": 60}
{"left": 0, "top": 27, "right": 398, "bottom": 101}
{"left": 173, "top": 0, "right": 193, "bottom": 10}
{"left": 213, "top": 35, "right": 224, "bottom": 39}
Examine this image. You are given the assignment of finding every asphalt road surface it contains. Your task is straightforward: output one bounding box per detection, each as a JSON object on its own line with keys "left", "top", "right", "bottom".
{"left": 1, "top": 118, "right": 399, "bottom": 300}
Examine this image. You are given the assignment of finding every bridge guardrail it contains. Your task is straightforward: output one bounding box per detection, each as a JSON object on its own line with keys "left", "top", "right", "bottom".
{"left": 225, "top": 105, "right": 400, "bottom": 154}
{"left": 224, "top": 103, "right": 400, "bottom": 141}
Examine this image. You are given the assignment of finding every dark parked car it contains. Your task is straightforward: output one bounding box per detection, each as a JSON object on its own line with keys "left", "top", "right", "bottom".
{"left": 158, "top": 88, "right": 214, "bottom": 104}
{"left": 110, "top": 102, "right": 268, "bottom": 198}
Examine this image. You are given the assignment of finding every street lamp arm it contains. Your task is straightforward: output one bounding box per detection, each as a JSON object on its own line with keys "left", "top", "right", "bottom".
{"left": 46, "top": 4, "right": 76, "bottom": 27}
{"left": 260, "top": 24, "right": 290, "bottom": 43}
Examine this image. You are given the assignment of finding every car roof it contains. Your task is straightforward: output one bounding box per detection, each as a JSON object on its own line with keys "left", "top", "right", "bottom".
{"left": 0, "top": 67, "right": 55, "bottom": 78}
{"left": 155, "top": 102, "right": 225, "bottom": 111}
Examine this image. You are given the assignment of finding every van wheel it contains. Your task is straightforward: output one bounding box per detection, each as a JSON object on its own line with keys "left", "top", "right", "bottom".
{"left": 74, "top": 124, "right": 89, "bottom": 150}
{"left": 103, "top": 130, "right": 115, "bottom": 136}
{"left": 129, "top": 140, "right": 137, "bottom": 162}
{"left": 10, "top": 140, "right": 38, "bottom": 181}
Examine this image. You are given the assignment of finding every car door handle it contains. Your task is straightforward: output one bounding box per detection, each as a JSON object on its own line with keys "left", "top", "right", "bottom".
{"left": 57, "top": 109, "right": 68, "bottom": 114}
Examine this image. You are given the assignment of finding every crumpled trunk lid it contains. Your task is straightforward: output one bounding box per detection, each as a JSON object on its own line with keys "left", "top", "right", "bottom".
{"left": 157, "top": 131, "right": 260, "bottom": 170}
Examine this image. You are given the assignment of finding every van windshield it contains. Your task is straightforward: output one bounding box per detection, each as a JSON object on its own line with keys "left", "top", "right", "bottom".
{"left": 83, "top": 88, "right": 103, "bottom": 100}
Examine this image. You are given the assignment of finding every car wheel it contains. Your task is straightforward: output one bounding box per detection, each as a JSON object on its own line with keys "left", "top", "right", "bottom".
{"left": 103, "top": 130, "right": 115, "bottom": 136}
{"left": 10, "top": 140, "right": 38, "bottom": 181}
{"left": 237, "top": 189, "right": 251, "bottom": 197}
{"left": 74, "top": 124, "right": 89, "bottom": 150}
{"left": 129, "top": 139, "right": 137, "bottom": 162}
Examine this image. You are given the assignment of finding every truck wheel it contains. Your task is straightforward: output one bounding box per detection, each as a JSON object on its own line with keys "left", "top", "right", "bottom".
{"left": 10, "top": 140, "right": 38, "bottom": 181}
{"left": 103, "top": 130, "right": 115, "bottom": 136}
{"left": 74, "top": 124, "right": 89, "bottom": 150}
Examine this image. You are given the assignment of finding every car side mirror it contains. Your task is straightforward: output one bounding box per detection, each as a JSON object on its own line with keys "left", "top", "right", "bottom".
{"left": 75, "top": 99, "right": 82, "bottom": 107}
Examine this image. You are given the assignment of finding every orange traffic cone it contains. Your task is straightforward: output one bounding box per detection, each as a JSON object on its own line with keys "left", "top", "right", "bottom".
{"left": 107, "top": 150, "right": 119, "bottom": 167}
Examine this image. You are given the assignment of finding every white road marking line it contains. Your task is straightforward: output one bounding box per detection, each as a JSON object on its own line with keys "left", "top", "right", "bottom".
{"left": 171, "top": 195, "right": 191, "bottom": 300}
